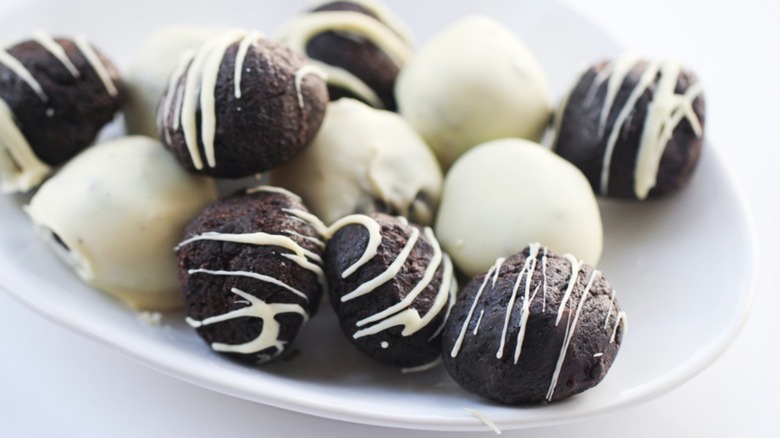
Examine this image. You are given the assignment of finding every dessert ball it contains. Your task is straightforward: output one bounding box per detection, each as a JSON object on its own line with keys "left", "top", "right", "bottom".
{"left": 552, "top": 54, "right": 705, "bottom": 200}
{"left": 442, "top": 244, "right": 626, "bottom": 404}
{"left": 176, "top": 186, "right": 326, "bottom": 364}
{"left": 324, "top": 212, "right": 456, "bottom": 367}
{"left": 395, "top": 15, "right": 552, "bottom": 169}
{"left": 25, "top": 136, "right": 217, "bottom": 310}
{"left": 124, "top": 26, "right": 225, "bottom": 138}
{"left": 435, "top": 138, "right": 602, "bottom": 278}
{"left": 270, "top": 98, "right": 442, "bottom": 226}
{"left": 277, "top": 0, "right": 414, "bottom": 110}
{"left": 158, "top": 29, "right": 328, "bottom": 178}
{"left": 0, "top": 31, "right": 124, "bottom": 193}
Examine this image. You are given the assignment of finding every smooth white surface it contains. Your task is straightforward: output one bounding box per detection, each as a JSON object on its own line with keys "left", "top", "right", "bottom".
{"left": 0, "top": 0, "right": 776, "bottom": 437}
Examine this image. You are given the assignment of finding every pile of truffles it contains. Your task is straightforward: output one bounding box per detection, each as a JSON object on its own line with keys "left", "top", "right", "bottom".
{"left": 3, "top": 0, "right": 709, "bottom": 405}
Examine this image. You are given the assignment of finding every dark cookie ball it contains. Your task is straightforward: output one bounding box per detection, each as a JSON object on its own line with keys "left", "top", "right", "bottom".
{"left": 324, "top": 212, "right": 456, "bottom": 367}
{"left": 176, "top": 186, "right": 326, "bottom": 364}
{"left": 158, "top": 30, "right": 328, "bottom": 178}
{"left": 441, "top": 244, "right": 625, "bottom": 404}
{"left": 0, "top": 31, "right": 123, "bottom": 192}
{"left": 277, "top": 0, "right": 414, "bottom": 110}
{"left": 552, "top": 54, "right": 705, "bottom": 200}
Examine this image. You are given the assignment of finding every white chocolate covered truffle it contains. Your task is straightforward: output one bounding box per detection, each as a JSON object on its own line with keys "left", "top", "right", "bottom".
{"left": 395, "top": 15, "right": 552, "bottom": 169}
{"left": 270, "top": 98, "right": 442, "bottom": 225}
{"left": 123, "top": 26, "right": 224, "bottom": 137}
{"left": 25, "top": 136, "right": 218, "bottom": 310}
{"left": 434, "top": 138, "right": 602, "bottom": 278}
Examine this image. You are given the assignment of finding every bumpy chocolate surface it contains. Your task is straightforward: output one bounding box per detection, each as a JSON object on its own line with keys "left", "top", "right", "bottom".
{"left": 158, "top": 32, "right": 328, "bottom": 178}
{"left": 176, "top": 186, "right": 325, "bottom": 364}
{"left": 0, "top": 34, "right": 123, "bottom": 165}
{"left": 553, "top": 55, "right": 705, "bottom": 200}
{"left": 324, "top": 212, "right": 456, "bottom": 367}
{"left": 441, "top": 244, "right": 625, "bottom": 404}
{"left": 277, "top": 0, "right": 413, "bottom": 111}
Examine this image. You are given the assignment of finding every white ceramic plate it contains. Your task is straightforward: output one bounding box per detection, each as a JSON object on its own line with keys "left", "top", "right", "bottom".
{"left": 0, "top": 0, "right": 756, "bottom": 432}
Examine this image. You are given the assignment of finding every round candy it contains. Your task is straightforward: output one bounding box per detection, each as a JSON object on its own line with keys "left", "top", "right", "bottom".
{"left": 324, "top": 212, "right": 456, "bottom": 367}
{"left": 270, "top": 98, "right": 442, "bottom": 226}
{"left": 176, "top": 186, "right": 326, "bottom": 364}
{"left": 25, "top": 136, "right": 217, "bottom": 310}
{"left": 0, "top": 31, "right": 124, "bottom": 193}
{"left": 395, "top": 15, "right": 552, "bottom": 169}
{"left": 434, "top": 138, "right": 602, "bottom": 278}
{"left": 552, "top": 54, "right": 705, "bottom": 200}
{"left": 158, "top": 29, "right": 328, "bottom": 178}
{"left": 277, "top": 0, "right": 414, "bottom": 110}
{"left": 441, "top": 244, "right": 625, "bottom": 404}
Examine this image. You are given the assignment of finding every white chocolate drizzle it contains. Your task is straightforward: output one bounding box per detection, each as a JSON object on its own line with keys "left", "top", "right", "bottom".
{"left": 276, "top": 11, "right": 412, "bottom": 109}
{"left": 449, "top": 245, "right": 625, "bottom": 402}
{"left": 32, "top": 30, "right": 80, "bottom": 78}
{"left": 186, "top": 287, "right": 308, "bottom": 357}
{"left": 73, "top": 34, "right": 118, "bottom": 97}
{"left": 584, "top": 54, "right": 704, "bottom": 198}
{"left": 294, "top": 64, "right": 328, "bottom": 109}
{"left": 0, "top": 97, "right": 50, "bottom": 193}
{"left": 0, "top": 49, "right": 48, "bottom": 102}
{"left": 233, "top": 31, "right": 264, "bottom": 99}
{"left": 327, "top": 213, "right": 456, "bottom": 340}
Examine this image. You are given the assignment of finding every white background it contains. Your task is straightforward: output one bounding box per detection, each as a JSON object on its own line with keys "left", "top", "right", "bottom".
{"left": 1, "top": 0, "right": 777, "bottom": 436}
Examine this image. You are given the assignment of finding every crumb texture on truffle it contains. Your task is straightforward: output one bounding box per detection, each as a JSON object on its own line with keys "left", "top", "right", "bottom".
{"left": 442, "top": 244, "right": 625, "bottom": 404}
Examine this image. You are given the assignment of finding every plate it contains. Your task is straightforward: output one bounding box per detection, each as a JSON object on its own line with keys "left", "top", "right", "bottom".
{"left": 0, "top": 0, "right": 756, "bottom": 432}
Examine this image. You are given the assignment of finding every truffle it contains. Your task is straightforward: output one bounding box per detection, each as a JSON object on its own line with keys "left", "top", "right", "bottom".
{"left": 25, "top": 136, "right": 217, "bottom": 310}
{"left": 395, "top": 15, "right": 551, "bottom": 169}
{"left": 324, "top": 212, "right": 456, "bottom": 367}
{"left": 0, "top": 31, "right": 124, "bottom": 193}
{"left": 270, "top": 98, "right": 442, "bottom": 226}
{"left": 277, "top": 0, "right": 414, "bottom": 110}
{"left": 435, "top": 138, "right": 602, "bottom": 278}
{"left": 158, "top": 29, "right": 328, "bottom": 178}
{"left": 441, "top": 244, "right": 626, "bottom": 404}
{"left": 552, "top": 54, "right": 705, "bottom": 200}
{"left": 176, "top": 186, "right": 326, "bottom": 364}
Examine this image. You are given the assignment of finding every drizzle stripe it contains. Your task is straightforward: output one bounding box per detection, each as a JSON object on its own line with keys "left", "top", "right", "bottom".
{"left": 74, "top": 35, "right": 118, "bottom": 97}
{"left": 0, "top": 50, "right": 48, "bottom": 101}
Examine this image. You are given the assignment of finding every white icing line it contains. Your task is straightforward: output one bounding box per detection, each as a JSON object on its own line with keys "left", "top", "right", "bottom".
{"left": 294, "top": 64, "right": 327, "bottom": 109}
{"left": 599, "top": 59, "right": 661, "bottom": 195}
{"left": 450, "top": 258, "right": 504, "bottom": 358}
{"left": 400, "top": 357, "right": 442, "bottom": 374}
{"left": 0, "top": 49, "right": 48, "bottom": 101}
{"left": 610, "top": 311, "right": 627, "bottom": 343}
{"left": 188, "top": 268, "right": 310, "bottom": 301}
{"left": 465, "top": 409, "right": 502, "bottom": 435}
{"left": 472, "top": 309, "right": 485, "bottom": 335}
{"left": 0, "top": 97, "right": 50, "bottom": 193}
{"left": 598, "top": 53, "right": 639, "bottom": 137}
{"left": 73, "top": 34, "right": 118, "bottom": 97}
{"left": 187, "top": 287, "right": 307, "bottom": 356}
{"left": 497, "top": 243, "right": 540, "bottom": 359}
{"left": 556, "top": 254, "right": 583, "bottom": 325}
{"left": 546, "top": 269, "right": 600, "bottom": 402}
{"left": 352, "top": 227, "right": 449, "bottom": 338}
{"left": 32, "top": 30, "right": 79, "bottom": 77}
{"left": 341, "top": 226, "right": 419, "bottom": 302}
{"left": 234, "top": 31, "right": 264, "bottom": 99}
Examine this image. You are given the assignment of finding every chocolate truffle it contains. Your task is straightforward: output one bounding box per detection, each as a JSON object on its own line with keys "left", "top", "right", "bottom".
{"left": 442, "top": 244, "right": 626, "bottom": 404}
{"left": 324, "top": 212, "right": 456, "bottom": 367}
{"left": 395, "top": 15, "right": 552, "bottom": 169}
{"left": 270, "top": 98, "right": 442, "bottom": 226}
{"left": 0, "top": 31, "right": 124, "bottom": 193}
{"left": 552, "top": 54, "right": 705, "bottom": 200}
{"left": 176, "top": 186, "right": 326, "bottom": 364}
{"left": 276, "top": 0, "right": 414, "bottom": 110}
{"left": 158, "top": 29, "right": 328, "bottom": 178}
{"left": 124, "top": 26, "right": 225, "bottom": 138}
{"left": 25, "top": 136, "right": 217, "bottom": 310}
{"left": 435, "top": 138, "right": 602, "bottom": 278}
